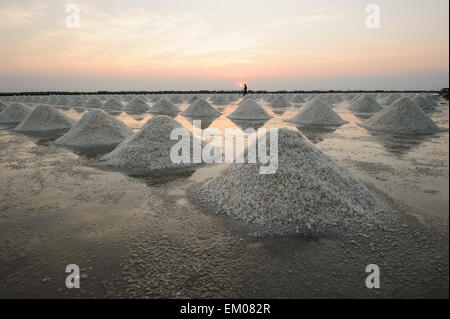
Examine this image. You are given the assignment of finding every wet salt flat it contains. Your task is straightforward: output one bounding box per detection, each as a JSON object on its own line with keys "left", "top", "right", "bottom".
{"left": 0, "top": 95, "right": 448, "bottom": 298}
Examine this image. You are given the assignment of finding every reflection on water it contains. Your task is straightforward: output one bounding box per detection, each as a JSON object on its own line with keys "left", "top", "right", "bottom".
{"left": 229, "top": 119, "right": 269, "bottom": 131}
{"left": 295, "top": 126, "right": 338, "bottom": 144}
{"left": 367, "top": 131, "right": 436, "bottom": 156}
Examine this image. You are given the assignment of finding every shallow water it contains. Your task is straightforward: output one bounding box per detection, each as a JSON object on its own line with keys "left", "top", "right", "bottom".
{"left": 0, "top": 96, "right": 448, "bottom": 298}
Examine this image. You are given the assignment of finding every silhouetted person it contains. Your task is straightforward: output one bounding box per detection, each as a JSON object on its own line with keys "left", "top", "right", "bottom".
{"left": 243, "top": 84, "right": 248, "bottom": 96}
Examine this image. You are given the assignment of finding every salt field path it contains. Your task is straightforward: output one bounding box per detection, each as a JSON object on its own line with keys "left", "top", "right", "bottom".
{"left": 0, "top": 95, "right": 448, "bottom": 298}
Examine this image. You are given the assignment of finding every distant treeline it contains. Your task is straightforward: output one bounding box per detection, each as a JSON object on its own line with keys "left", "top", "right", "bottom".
{"left": 0, "top": 89, "right": 445, "bottom": 96}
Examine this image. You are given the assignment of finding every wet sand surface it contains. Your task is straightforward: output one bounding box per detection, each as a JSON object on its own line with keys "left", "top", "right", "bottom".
{"left": 0, "top": 98, "right": 448, "bottom": 298}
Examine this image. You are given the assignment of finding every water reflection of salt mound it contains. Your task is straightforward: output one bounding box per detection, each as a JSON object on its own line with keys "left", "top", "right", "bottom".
{"left": 228, "top": 99, "right": 272, "bottom": 121}
{"left": 123, "top": 97, "right": 149, "bottom": 114}
{"left": 412, "top": 95, "right": 436, "bottom": 113}
{"left": 359, "top": 97, "right": 441, "bottom": 134}
{"left": 99, "top": 116, "right": 199, "bottom": 172}
{"left": 192, "top": 128, "right": 380, "bottom": 234}
{"left": 349, "top": 95, "right": 383, "bottom": 113}
{"left": 287, "top": 98, "right": 348, "bottom": 126}
{"left": 148, "top": 98, "right": 180, "bottom": 116}
{"left": 14, "top": 104, "right": 74, "bottom": 133}
{"left": 102, "top": 98, "right": 123, "bottom": 111}
{"left": 270, "top": 95, "right": 290, "bottom": 108}
{"left": 0, "top": 103, "right": 32, "bottom": 124}
{"left": 182, "top": 99, "right": 220, "bottom": 118}
{"left": 55, "top": 110, "right": 133, "bottom": 148}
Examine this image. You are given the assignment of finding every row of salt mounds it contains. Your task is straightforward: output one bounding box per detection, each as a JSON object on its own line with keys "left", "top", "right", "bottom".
{"left": 169, "top": 95, "right": 183, "bottom": 104}
{"left": 349, "top": 95, "right": 383, "bottom": 113}
{"left": 287, "top": 98, "right": 348, "bottom": 126}
{"left": 182, "top": 99, "right": 221, "bottom": 117}
{"left": 15, "top": 105, "right": 74, "bottom": 133}
{"left": 148, "top": 98, "right": 180, "bottom": 116}
{"left": 0, "top": 101, "right": 7, "bottom": 112}
{"left": 55, "top": 110, "right": 133, "bottom": 148}
{"left": 123, "top": 97, "right": 149, "bottom": 114}
{"left": 290, "top": 94, "right": 306, "bottom": 104}
{"left": 98, "top": 116, "right": 199, "bottom": 172}
{"left": 211, "top": 95, "right": 229, "bottom": 106}
{"left": 191, "top": 128, "right": 380, "bottom": 234}
{"left": 227, "top": 99, "right": 273, "bottom": 121}
{"left": 85, "top": 97, "right": 103, "bottom": 109}
{"left": 411, "top": 95, "right": 436, "bottom": 113}
{"left": 56, "top": 96, "right": 71, "bottom": 106}
{"left": 102, "top": 97, "right": 123, "bottom": 111}
{"left": 270, "top": 95, "right": 291, "bottom": 108}
{"left": 359, "top": 97, "right": 441, "bottom": 134}
{"left": 0, "top": 103, "right": 32, "bottom": 124}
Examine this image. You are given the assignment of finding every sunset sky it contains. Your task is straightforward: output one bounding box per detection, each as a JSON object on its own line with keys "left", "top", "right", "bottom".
{"left": 0, "top": 0, "right": 448, "bottom": 91}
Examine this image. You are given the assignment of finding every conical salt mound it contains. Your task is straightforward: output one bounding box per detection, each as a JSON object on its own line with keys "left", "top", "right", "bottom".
{"left": 382, "top": 93, "right": 401, "bottom": 106}
{"left": 102, "top": 98, "right": 123, "bottom": 110}
{"left": 85, "top": 97, "right": 103, "bottom": 108}
{"left": 288, "top": 98, "right": 348, "bottom": 126}
{"left": 14, "top": 104, "right": 74, "bottom": 133}
{"left": 0, "top": 103, "right": 32, "bottom": 124}
{"left": 148, "top": 98, "right": 180, "bottom": 116}
{"left": 212, "top": 95, "right": 229, "bottom": 106}
{"left": 188, "top": 95, "right": 200, "bottom": 104}
{"left": 123, "top": 97, "right": 149, "bottom": 114}
{"left": 412, "top": 95, "right": 436, "bottom": 113}
{"left": 182, "top": 99, "right": 220, "bottom": 117}
{"left": 349, "top": 95, "right": 383, "bottom": 113}
{"left": 169, "top": 95, "right": 183, "bottom": 104}
{"left": 192, "top": 128, "right": 379, "bottom": 233}
{"left": 70, "top": 97, "right": 85, "bottom": 107}
{"left": 290, "top": 94, "right": 306, "bottom": 103}
{"left": 98, "top": 116, "right": 199, "bottom": 172}
{"left": 228, "top": 99, "right": 273, "bottom": 120}
{"left": 270, "top": 95, "right": 290, "bottom": 108}
{"left": 359, "top": 97, "right": 440, "bottom": 134}
{"left": 56, "top": 96, "right": 71, "bottom": 106}
{"left": 55, "top": 110, "right": 133, "bottom": 148}
{"left": 0, "top": 101, "right": 7, "bottom": 112}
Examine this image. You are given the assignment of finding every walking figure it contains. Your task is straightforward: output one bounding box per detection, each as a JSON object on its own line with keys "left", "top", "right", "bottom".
{"left": 243, "top": 84, "right": 248, "bottom": 96}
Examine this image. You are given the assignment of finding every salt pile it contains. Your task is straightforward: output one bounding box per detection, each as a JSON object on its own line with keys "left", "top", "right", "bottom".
{"left": 0, "top": 103, "right": 32, "bottom": 124}
{"left": 169, "top": 95, "right": 183, "bottom": 104}
{"left": 148, "top": 98, "right": 180, "bottom": 116}
{"left": 56, "top": 96, "right": 71, "bottom": 106}
{"left": 349, "top": 95, "right": 383, "bottom": 113}
{"left": 381, "top": 93, "right": 401, "bottom": 106}
{"left": 102, "top": 98, "right": 123, "bottom": 111}
{"left": 188, "top": 95, "right": 200, "bottom": 104}
{"left": 270, "top": 95, "right": 291, "bottom": 108}
{"left": 98, "top": 115, "right": 199, "bottom": 172}
{"left": 0, "top": 101, "right": 7, "bottom": 112}
{"left": 123, "top": 97, "right": 149, "bottom": 114}
{"left": 55, "top": 110, "right": 133, "bottom": 148}
{"left": 212, "top": 95, "right": 229, "bottom": 106}
{"left": 181, "top": 99, "right": 221, "bottom": 117}
{"left": 191, "top": 128, "right": 380, "bottom": 233}
{"left": 411, "top": 95, "right": 436, "bottom": 113}
{"left": 14, "top": 104, "right": 74, "bottom": 133}
{"left": 228, "top": 99, "right": 273, "bottom": 120}
{"left": 359, "top": 97, "right": 441, "bottom": 134}
{"left": 287, "top": 98, "right": 348, "bottom": 126}
{"left": 85, "top": 97, "right": 103, "bottom": 109}
{"left": 290, "top": 94, "right": 306, "bottom": 104}
{"left": 48, "top": 96, "right": 58, "bottom": 105}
